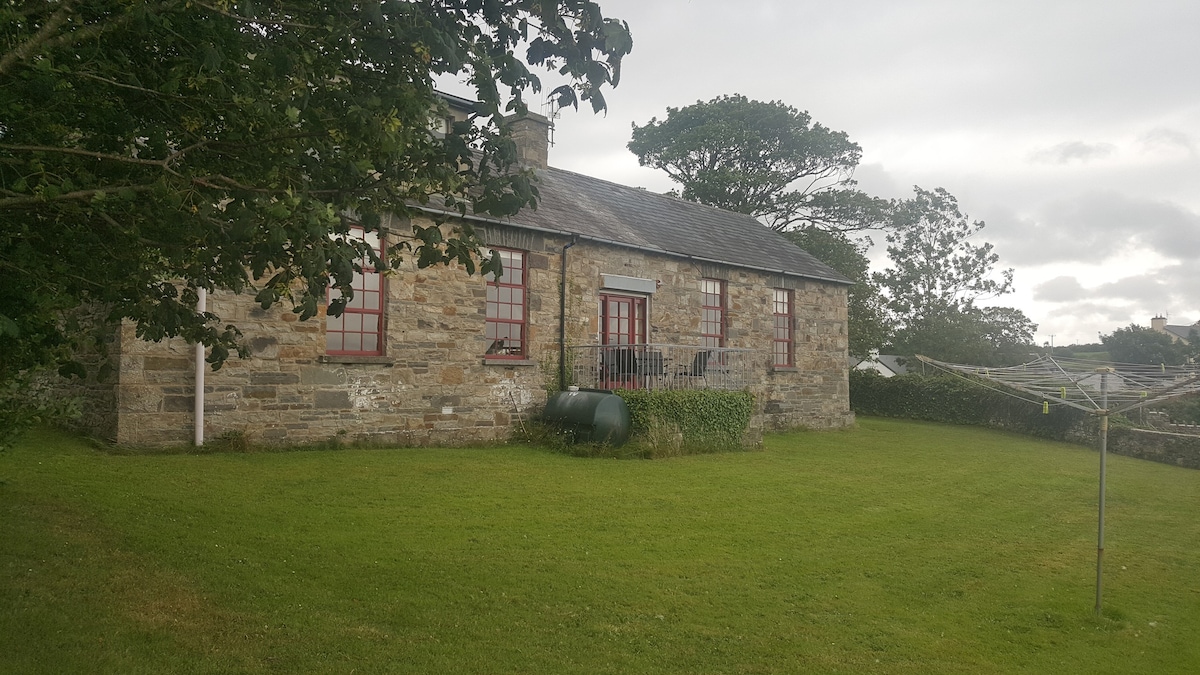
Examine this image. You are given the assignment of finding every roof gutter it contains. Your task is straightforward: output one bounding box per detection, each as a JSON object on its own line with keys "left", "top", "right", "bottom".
{"left": 410, "top": 205, "right": 854, "bottom": 287}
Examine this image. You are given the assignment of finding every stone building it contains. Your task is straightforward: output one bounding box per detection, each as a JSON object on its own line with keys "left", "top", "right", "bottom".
{"left": 76, "top": 113, "right": 854, "bottom": 447}
{"left": 1150, "top": 315, "right": 1198, "bottom": 345}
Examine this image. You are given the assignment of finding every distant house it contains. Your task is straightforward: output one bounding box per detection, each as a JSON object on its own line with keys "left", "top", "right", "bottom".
{"left": 69, "top": 109, "right": 855, "bottom": 447}
{"left": 852, "top": 353, "right": 908, "bottom": 378}
{"left": 1151, "top": 316, "right": 1199, "bottom": 345}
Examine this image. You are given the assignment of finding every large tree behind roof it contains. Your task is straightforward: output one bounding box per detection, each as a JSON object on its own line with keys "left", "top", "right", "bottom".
{"left": 627, "top": 94, "right": 888, "bottom": 232}
{"left": 0, "top": 0, "right": 632, "bottom": 383}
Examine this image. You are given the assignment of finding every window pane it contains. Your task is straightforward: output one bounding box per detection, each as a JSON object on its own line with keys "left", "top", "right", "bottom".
{"left": 327, "top": 224, "right": 385, "bottom": 356}
{"left": 484, "top": 247, "right": 527, "bottom": 357}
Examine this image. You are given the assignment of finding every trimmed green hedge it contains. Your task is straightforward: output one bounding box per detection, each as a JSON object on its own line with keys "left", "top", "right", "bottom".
{"left": 849, "top": 370, "right": 1092, "bottom": 441}
{"left": 616, "top": 389, "right": 755, "bottom": 454}
{"left": 850, "top": 370, "right": 1200, "bottom": 469}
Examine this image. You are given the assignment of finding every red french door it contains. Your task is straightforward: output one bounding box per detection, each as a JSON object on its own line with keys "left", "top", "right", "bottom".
{"left": 599, "top": 294, "right": 646, "bottom": 389}
{"left": 601, "top": 294, "right": 645, "bottom": 346}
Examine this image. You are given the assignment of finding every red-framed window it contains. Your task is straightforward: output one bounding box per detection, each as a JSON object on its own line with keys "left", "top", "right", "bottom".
{"left": 326, "top": 226, "right": 385, "bottom": 355}
{"left": 700, "top": 278, "right": 725, "bottom": 349}
{"left": 485, "top": 248, "right": 527, "bottom": 358}
{"left": 600, "top": 294, "right": 647, "bottom": 346}
{"left": 772, "top": 288, "right": 793, "bottom": 367}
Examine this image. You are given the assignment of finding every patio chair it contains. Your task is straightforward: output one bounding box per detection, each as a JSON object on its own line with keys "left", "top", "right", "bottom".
{"left": 675, "top": 350, "right": 710, "bottom": 387}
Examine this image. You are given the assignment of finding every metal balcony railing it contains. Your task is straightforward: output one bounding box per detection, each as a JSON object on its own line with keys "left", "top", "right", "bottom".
{"left": 567, "top": 344, "right": 753, "bottom": 391}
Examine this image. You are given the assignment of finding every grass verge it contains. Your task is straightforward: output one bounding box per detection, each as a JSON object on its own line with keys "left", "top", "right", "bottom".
{"left": 3, "top": 418, "right": 1199, "bottom": 673}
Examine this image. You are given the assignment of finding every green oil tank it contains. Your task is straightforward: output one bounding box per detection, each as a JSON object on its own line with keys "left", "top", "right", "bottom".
{"left": 543, "top": 388, "right": 631, "bottom": 446}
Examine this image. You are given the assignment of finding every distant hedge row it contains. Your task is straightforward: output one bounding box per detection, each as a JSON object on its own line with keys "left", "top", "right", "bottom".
{"left": 849, "top": 369, "right": 1093, "bottom": 442}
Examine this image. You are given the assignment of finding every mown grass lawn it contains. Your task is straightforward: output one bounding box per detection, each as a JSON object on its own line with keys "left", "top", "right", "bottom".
{"left": 3, "top": 417, "right": 1199, "bottom": 674}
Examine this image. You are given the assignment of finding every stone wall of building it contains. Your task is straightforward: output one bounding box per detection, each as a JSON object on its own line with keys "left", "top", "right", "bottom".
{"left": 101, "top": 215, "right": 852, "bottom": 447}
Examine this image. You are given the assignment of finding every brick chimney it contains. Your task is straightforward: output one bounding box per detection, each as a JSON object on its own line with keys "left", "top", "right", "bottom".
{"left": 1151, "top": 315, "right": 1168, "bottom": 332}
{"left": 505, "top": 112, "right": 552, "bottom": 169}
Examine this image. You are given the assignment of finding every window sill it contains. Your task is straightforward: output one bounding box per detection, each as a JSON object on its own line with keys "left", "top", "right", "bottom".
{"left": 771, "top": 365, "right": 799, "bottom": 373}
{"left": 483, "top": 358, "right": 536, "bottom": 367}
{"left": 319, "top": 354, "right": 394, "bottom": 366}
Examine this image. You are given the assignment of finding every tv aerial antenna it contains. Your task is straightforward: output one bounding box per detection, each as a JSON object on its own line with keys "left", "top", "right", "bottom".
{"left": 543, "top": 96, "right": 562, "bottom": 147}
{"left": 917, "top": 353, "right": 1200, "bottom": 616}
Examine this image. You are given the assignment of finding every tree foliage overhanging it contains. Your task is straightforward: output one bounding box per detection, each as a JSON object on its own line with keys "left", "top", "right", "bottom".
{"left": 0, "top": 0, "right": 632, "bottom": 382}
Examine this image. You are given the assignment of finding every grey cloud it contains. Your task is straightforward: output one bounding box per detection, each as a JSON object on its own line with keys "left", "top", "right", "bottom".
{"left": 990, "top": 192, "right": 1200, "bottom": 266}
{"left": 852, "top": 163, "right": 909, "bottom": 201}
{"left": 1029, "top": 141, "right": 1116, "bottom": 165}
{"left": 1140, "top": 128, "right": 1197, "bottom": 156}
{"left": 1032, "top": 273, "right": 1171, "bottom": 310}
{"left": 1146, "top": 265, "right": 1199, "bottom": 318}
{"left": 1091, "top": 275, "right": 1170, "bottom": 303}
{"left": 1033, "top": 276, "right": 1087, "bottom": 302}
{"left": 986, "top": 206, "right": 1109, "bottom": 266}
{"left": 1032, "top": 266, "right": 1194, "bottom": 325}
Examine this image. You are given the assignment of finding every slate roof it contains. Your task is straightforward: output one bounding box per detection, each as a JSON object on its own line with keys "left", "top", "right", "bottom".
{"left": 427, "top": 165, "right": 852, "bottom": 285}
{"left": 1164, "top": 323, "right": 1198, "bottom": 343}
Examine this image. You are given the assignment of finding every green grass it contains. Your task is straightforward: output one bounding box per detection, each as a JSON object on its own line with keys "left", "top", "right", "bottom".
{"left": 3, "top": 418, "right": 1200, "bottom": 674}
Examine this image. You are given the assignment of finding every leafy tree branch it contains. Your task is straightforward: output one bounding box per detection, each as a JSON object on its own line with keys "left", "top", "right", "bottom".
{"left": 0, "top": 0, "right": 632, "bottom": 398}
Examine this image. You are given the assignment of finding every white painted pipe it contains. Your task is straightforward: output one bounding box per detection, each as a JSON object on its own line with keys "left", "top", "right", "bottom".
{"left": 194, "top": 287, "right": 206, "bottom": 446}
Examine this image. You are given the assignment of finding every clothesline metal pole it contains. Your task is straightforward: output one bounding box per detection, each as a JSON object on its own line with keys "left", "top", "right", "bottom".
{"left": 1095, "top": 368, "right": 1111, "bottom": 617}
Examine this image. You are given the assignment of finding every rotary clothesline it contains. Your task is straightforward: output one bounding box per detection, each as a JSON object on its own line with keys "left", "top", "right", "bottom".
{"left": 916, "top": 354, "right": 1200, "bottom": 414}
{"left": 913, "top": 353, "right": 1200, "bottom": 618}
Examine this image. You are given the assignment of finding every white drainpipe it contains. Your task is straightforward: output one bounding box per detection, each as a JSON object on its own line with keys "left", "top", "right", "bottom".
{"left": 194, "top": 287, "right": 206, "bottom": 446}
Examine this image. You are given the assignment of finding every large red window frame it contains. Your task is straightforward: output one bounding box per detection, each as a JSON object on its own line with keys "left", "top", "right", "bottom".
{"left": 700, "top": 279, "right": 725, "bottom": 349}
{"left": 485, "top": 248, "right": 527, "bottom": 359}
{"left": 600, "top": 294, "right": 647, "bottom": 346}
{"left": 326, "top": 226, "right": 385, "bottom": 355}
{"left": 772, "top": 288, "right": 793, "bottom": 366}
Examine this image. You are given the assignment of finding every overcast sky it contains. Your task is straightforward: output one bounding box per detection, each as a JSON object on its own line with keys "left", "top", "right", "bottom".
{"left": 458, "top": 0, "right": 1200, "bottom": 346}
